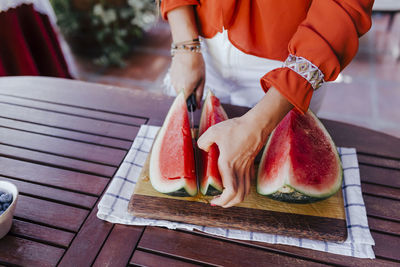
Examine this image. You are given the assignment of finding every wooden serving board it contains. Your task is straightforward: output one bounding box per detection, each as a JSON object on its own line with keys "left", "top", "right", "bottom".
{"left": 128, "top": 142, "right": 347, "bottom": 242}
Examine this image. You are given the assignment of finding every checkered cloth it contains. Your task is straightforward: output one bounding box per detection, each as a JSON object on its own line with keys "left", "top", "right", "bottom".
{"left": 97, "top": 125, "right": 375, "bottom": 258}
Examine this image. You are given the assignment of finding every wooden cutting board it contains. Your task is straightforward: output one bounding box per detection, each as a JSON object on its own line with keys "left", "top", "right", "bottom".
{"left": 128, "top": 146, "right": 347, "bottom": 242}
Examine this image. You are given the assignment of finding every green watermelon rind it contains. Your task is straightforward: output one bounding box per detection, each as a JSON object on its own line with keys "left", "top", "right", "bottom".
{"left": 165, "top": 186, "right": 197, "bottom": 197}
{"left": 200, "top": 176, "right": 224, "bottom": 196}
{"left": 198, "top": 90, "right": 228, "bottom": 196}
{"left": 266, "top": 186, "right": 330, "bottom": 204}
{"left": 256, "top": 110, "right": 343, "bottom": 203}
{"left": 149, "top": 92, "right": 197, "bottom": 197}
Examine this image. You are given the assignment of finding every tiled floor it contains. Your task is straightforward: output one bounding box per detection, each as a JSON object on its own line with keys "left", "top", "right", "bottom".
{"left": 75, "top": 13, "right": 400, "bottom": 138}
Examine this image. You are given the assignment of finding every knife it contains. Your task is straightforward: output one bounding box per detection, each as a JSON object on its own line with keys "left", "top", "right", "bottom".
{"left": 187, "top": 93, "right": 196, "bottom": 132}
{"left": 186, "top": 92, "right": 199, "bottom": 193}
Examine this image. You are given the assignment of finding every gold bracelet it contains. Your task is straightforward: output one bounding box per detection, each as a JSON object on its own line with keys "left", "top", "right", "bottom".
{"left": 171, "top": 39, "right": 201, "bottom": 57}
{"left": 173, "top": 38, "right": 200, "bottom": 47}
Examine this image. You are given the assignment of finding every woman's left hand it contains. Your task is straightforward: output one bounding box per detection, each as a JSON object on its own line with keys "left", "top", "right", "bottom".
{"left": 197, "top": 87, "right": 293, "bottom": 207}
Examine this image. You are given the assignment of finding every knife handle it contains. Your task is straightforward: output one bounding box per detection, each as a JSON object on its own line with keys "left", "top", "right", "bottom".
{"left": 187, "top": 93, "right": 196, "bottom": 112}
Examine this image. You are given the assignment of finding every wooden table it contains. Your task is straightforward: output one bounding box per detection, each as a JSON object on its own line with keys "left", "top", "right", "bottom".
{"left": 0, "top": 77, "right": 399, "bottom": 266}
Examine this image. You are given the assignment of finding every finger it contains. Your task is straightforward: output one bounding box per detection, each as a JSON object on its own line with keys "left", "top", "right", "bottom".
{"left": 184, "top": 75, "right": 203, "bottom": 100}
{"left": 210, "top": 161, "right": 237, "bottom": 207}
{"left": 197, "top": 125, "right": 218, "bottom": 152}
{"left": 244, "top": 163, "right": 252, "bottom": 197}
{"left": 178, "top": 82, "right": 196, "bottom": 99}
{"left": 222, "top": 165, "right": 246, "bottom": 208}
{"left": 195, "top": 78, "right": 205, "bottom": 109}
{"left": 184, "top": 87, "right": 195, "bottom": 100}
{"left": 250, "top": 164, "right": 256, "bottom": 182}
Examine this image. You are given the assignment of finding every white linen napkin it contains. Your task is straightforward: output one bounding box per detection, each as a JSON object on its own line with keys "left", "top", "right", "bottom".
{"left": 97, "top": 125, "right": 375, "bottom": 258}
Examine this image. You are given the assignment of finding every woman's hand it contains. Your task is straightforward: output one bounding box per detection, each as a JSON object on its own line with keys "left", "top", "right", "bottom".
{"left": 166, "top": 5, "right": 204, "bottom": 106}
{"left": 170, "top": 52, "right": 205, "bottom": 106}
{"left": 197, "top": 87, "right": 293, "bottom": 207}
{"left": 198, "top": 116, "right": 264, "bottom": 207}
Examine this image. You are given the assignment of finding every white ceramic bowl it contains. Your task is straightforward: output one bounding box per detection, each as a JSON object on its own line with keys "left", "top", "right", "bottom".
{"left": 0, "top": 181, "right": 19, "bottom": 239}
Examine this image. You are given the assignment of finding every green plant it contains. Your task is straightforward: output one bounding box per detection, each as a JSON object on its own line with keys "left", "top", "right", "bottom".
{"left": 51, "top": 0, "right": 156, "bottom": 67}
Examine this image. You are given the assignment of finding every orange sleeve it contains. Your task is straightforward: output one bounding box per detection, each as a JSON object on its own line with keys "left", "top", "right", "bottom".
{"left": 160, "top": 0, "right": 199, "bottom": 20}
{"left": 261, "top": 0, "right": 373, "bottom": 113}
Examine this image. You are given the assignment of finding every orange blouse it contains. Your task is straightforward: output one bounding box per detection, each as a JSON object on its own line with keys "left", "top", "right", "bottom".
{"left": 161, "top": 0, "right": 373, "bottom": 113}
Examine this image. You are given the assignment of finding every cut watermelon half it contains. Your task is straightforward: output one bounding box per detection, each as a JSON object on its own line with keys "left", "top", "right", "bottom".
{"left": 149, "top": 92, "right": 197, "bottom": 196}
{"left": 257, "top": 110, "right": 342, "bottom": 203}
{"left": 198, "top": 90, "right": 228, "bottom": 196}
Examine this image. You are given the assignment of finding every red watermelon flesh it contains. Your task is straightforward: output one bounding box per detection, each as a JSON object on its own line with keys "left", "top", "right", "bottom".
{"left": 149, "top": 92, "right": 197, "bottom": 196}
{"left": 198, "top": 90, "right": 228, "bottom": 195}
{"left": 159, "top": 99, "right": 195, "bottom": 181}
{"left": 257, "top": 110, "right": 342, "bottom": 203}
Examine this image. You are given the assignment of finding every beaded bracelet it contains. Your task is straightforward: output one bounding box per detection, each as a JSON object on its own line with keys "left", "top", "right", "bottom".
{"left": 171, "top": 38, "right": 201, "bottom": 57}
{"left": 173, "top": 38, "right": 200, "bottom": 46}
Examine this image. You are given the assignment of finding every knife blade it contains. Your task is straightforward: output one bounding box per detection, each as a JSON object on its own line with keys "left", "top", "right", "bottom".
{"left": 187, "top": 93, "right": 196, "bottom": 136}
{"left": 186, "top": 92, "right": 198, "bottom": 193}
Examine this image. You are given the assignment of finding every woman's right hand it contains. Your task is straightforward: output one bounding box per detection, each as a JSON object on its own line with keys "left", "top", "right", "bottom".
{"left": 170, "top": 51, "right": 205, "bottom": 107}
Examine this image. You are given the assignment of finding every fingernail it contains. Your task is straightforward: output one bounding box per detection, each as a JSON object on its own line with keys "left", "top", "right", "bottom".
{"left": 210, "top": 203, "right": 216, "bottom": 206}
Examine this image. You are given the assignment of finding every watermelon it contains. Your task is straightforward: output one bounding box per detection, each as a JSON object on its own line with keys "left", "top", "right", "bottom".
{"left": 198, "top": 90, "right": 228, "bottom": 195}
{"left": 149, "top": 92, "right": 197, "bottom": 196}
{"left": 257, "top": 110, "right": 342, "bottom": 203}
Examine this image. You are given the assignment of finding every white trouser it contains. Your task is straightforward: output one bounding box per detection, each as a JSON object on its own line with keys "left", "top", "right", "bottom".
{"left": 164, "top": 30, "right": 325, "bottom": 112}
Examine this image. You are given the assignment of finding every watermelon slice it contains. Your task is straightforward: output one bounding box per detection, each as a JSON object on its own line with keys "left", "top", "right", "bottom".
{"left": 257, "top": 110, "right": 342, "bottom": 203}
{"left": 149, "top": 92, "right": 197, "bottom": 196}
{"left": 198, "top": 90, "right": 228, "bottom": 195}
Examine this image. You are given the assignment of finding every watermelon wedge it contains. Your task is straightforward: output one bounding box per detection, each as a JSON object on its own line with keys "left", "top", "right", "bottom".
{"left": 198, "top": 90, "right": 228, "bottom": 195}
{"left": 149, "top": 92, "right": 197, "bottom": 196}
{"left": 257, "top": 110, "right": 342, "bottom": 203}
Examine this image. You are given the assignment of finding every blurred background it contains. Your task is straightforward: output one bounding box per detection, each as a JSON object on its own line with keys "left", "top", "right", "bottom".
{"left": 0, "top": 0, "right": 399, "bottom": 137}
